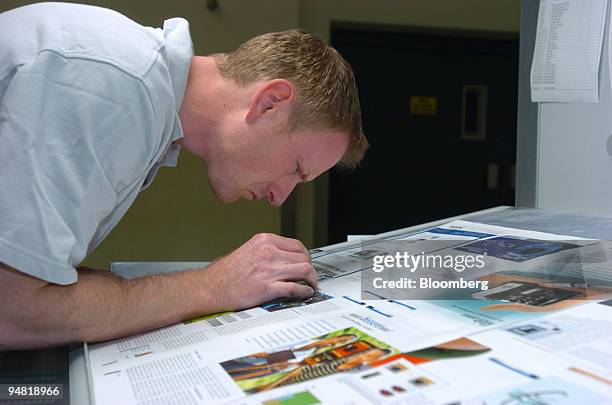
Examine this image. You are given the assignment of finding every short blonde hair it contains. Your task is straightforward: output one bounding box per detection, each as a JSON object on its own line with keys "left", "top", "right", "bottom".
{"left": 216, "top": 29, "right": 368, "bottom": 169}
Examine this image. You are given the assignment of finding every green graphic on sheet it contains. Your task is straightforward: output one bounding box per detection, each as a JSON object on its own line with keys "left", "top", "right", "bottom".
{"left": 263, "top": 391, "right": 320, "bottom": 405}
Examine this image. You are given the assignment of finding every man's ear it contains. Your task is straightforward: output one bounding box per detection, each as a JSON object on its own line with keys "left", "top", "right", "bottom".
{"left": 245, "top": 79, "right": 294, "bottom": 124}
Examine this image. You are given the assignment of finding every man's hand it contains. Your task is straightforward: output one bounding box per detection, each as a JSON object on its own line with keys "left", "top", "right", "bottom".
{"left": 0, "top": 233, "right": 317, "bottom": 349}
{"left": 200, "top": 233, "right": 317, "bottom": 311}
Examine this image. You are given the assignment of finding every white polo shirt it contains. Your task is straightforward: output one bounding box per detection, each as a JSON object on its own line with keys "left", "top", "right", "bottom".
{"left": 0, "top": 3, "right": 193, "bottom": 284}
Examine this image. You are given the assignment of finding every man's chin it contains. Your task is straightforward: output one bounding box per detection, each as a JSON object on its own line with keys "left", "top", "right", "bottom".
{"left": 216, "top": 193, "right": 240, "bottom": 203}
{"left": 221, "top": 189, "right": 256, "bottom": 203}
{"left": 207, "top": 179, "right": 239, "bottom": 203}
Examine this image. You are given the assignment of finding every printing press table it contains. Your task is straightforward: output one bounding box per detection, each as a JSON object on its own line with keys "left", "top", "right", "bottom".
{"left": 36, "top": 205, "right": 612, "bottom": 403}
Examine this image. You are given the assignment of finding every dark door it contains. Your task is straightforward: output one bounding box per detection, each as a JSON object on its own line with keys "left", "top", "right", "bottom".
{"left": 329, "top": 25, "right": 519, "bottom": 244}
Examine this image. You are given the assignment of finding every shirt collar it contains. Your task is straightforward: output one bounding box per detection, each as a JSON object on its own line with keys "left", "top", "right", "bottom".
{"left": 162, "top": 18, "right": 194, "bottom": 113}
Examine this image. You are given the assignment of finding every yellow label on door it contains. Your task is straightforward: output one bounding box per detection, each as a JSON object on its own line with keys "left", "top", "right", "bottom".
{"left": 410, "top": 96, "right": 437, "bottom": 115}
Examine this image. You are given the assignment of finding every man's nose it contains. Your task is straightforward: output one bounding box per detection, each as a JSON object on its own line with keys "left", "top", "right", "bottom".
{"left": 268, "top": 177, "right": 299, "bottom": 207}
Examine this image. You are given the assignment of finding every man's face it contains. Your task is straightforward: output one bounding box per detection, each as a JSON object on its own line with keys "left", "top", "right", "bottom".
{"left": 206, "top": 127, "right": 349, "bottom": 207}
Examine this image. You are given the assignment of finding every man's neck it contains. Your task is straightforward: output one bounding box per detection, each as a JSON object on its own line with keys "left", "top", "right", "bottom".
{"left": 177, "top": 56, "right": 227, "bottom": 159}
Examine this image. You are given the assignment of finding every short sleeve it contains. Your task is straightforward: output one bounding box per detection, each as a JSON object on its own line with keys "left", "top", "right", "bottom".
{"left": 0, "top": 51, "right": 160, "bottom": 284}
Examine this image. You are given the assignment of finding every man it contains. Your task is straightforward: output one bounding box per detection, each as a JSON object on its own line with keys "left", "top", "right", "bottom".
{"left": 0, "top": 3, "right": 367, "bottom": 349}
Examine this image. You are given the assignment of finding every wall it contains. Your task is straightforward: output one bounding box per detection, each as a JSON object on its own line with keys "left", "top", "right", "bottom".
{"left": 296, "top": 0, "right": 521, "bottom": 247}
{"left": 517, "top": 0, "right": 612, "bottom": 217}
{"left": 532, "top": 2, "right": 612, "bottom": 216}
{"left": 299, "top": 0, "right": 520, "bottom": 42}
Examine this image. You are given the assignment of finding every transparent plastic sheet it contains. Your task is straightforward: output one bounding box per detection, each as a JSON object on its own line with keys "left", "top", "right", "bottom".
{"left": 467, "top": 207, "right": 612, "bottom": 239}
{"left": 350, "top": 210, "right": 612, "bottom": 302}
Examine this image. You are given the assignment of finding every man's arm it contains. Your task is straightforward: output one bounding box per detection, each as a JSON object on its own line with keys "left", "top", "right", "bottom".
{"left": 0, "top": 233, "right": 317, "bottom": 350}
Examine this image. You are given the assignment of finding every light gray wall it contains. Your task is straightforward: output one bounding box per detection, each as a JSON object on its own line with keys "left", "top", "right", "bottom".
{"left": 518, "top": 0, "right": 612, "bottom": 216}
{"left": 537, "top": 43, "right": 612, "bottom": 216}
